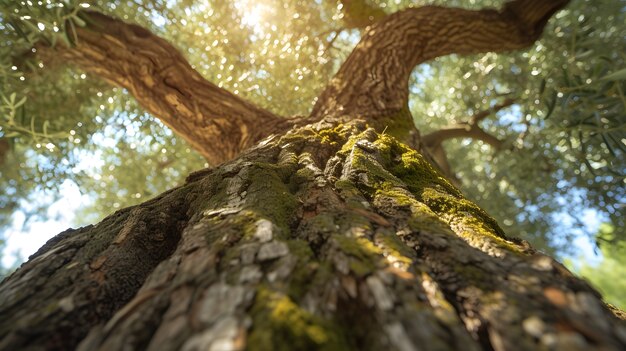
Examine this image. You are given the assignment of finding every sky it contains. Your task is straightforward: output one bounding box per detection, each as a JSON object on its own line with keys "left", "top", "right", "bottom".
{"left": 1, "top": 177, "right": 91, "bottom": 269}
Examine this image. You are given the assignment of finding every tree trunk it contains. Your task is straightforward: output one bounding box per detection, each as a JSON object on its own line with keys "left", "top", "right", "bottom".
{"left": 1, "top": 119, "right": 624, "bottom": 351}
{"left": 4, "top": 0, "right": 625, "bottom": 350}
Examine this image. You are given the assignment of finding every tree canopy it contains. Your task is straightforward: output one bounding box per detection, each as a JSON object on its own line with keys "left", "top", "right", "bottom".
{"left": 0, "top": 0, "right": 624, "bottom": 263}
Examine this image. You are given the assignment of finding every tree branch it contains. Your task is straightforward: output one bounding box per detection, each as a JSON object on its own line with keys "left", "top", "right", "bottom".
{"left": 311, "top": 0, "right": 569, "bottom": 123}
{"left": 30, "top": 11, "right": 292, "bottom": 165}
{"left": 470, "top": 98, "right": 515, "bottom": 125}
{"left": 422, "top": 124, "right": 504, "bottom": 150}
{"left": 422, "top": 98, "right": 515, "bottom": 149}
{"left": 0, "top": 139, "right": 10, "bottom": 166}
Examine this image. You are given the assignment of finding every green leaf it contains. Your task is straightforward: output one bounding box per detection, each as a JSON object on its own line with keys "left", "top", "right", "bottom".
{"left": 544, "top": 91, "right": 557, "bottom": 119}
{"left": 43, "top": 120, "right": 50, "bottom": 137}
{"left": 22, "top": 20, "right": 40, "bottom": 34}
{"left": 14, "top": 96, "right": 27, "bottom": 109}
{"left": 19, "top": 105, "right": 26, "bottom": 124}
{"left": 71, "top": 15, "right": 86, "bottom": 27}
{"left": 68, "top": 19, "right": 78, "bottom": 45}
{"left": 50, "top": 32, "right": 57, "bottom": 47}
{"left": 601, "top": 133, "right": 617, "bottom": 157}
{"left": 8, "top": 19, "right": 29, "bottom": 41}
{"left": 30, "top": 115, "right": 36, "bottom": 136}
{"left": 576, "top": 50, "right": 594, "bottom": 60}
{"left": 607, "top": 133, "right": 626, "bottom": 153}
{"left": 601, "top": 68, "right": 626, "bottom": 81}
{"left": 3, "top": 131, "right": 20, "bottom": 138}
{"left": 61, "top": 31, "right": 72, "bottom": 47}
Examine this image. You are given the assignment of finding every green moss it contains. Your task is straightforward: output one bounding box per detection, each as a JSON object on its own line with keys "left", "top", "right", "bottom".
{"left": 334, "top": 235, "right": 383, "bottom": 277}
{"left": 374, "top": 232, "right": 415, "bottom": 266}
{"left": 245, "top": 164, "right": 298, "bottom": 234}
{"left": 248, "top": 288, "right": 349, "bottom": 351}
{"left": 343, "top": 130, "right": 520, "bottom": 254}
{"left": 406, "top": 215, "right": 454, "bottom": 235}
{"left": 421, "top": 188, "right": 521, "bottom": 254}
{"left": 317, "top": 124, "right": 353, "bottom": 146}
{"left": 333, "top": 179, "right": 358, "bottom": 194}
{"left": 338, "top": 129, "right": 368, "bottom": 155}
{"left": 304, "top": 213, "right": 337, "bottom": 234}
{"left": 348, "top": 149, "right": 404, "bottom": 190}
{"left": 279, "top": 240, "right": 319, "bottom": 299}
{"left": 334, "top": 179, "right": 372, "bottom": 211}
{"left": 377, "top": 107, "right": 415, "bottom": 142}
{"left": 374, "top": 134, "right": 460, "bottom": 197}
{"left": 337, "top": 212, "right": 373, "bottom": 233}
{"left": 299, "top": 124, "right": 518, "bottom": 255}
{"left": 374, "top": 187, "right": 414, "bottom": 207}
{"left": 335, "top": 235, "right": 382, "bottom": 257}
{"left": 287, "top": 239, "right": 314, "bottom": 260}
{"left": 295, "top": 165, "right": 317, "bottom": 180}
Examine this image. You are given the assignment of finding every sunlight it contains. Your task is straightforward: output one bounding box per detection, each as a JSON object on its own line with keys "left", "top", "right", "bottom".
{"left": 242, "top": 5, "right": 262, "bottom": 27}
{"left": 234, "top": 0, "right": 268, "bottom": 35}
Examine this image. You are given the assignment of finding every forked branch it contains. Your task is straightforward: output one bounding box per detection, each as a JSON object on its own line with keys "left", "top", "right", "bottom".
{"left": 311, "top": 0, "right": 569, "bottom": 123}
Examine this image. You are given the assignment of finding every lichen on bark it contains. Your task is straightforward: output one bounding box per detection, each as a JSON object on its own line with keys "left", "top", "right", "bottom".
{"left": 1, "top": 120, "right": 624, "bottom": 351}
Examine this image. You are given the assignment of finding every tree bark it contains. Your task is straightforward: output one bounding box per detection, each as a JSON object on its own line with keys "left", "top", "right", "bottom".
{"left": 21, "top": 1, "right": 568, "bottom": 164}
{"left": 5, "top": 1, "right": 625, "bottom": 350}
{"left": 311, "top": 1, "right": 569, "bottom": 129}
{"left": 31, "top": 11, "right": 293, "bottom": 165}
{"left": 1, "top": 120, "right": 624, "bottom": 351}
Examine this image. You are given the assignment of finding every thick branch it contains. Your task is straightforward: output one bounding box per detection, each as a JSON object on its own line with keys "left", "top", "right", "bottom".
{"left": 311, "top": 0, "right": 569, "bottom": 123}
{"left": 33, "top": 11, "right": 291, "bottom": 165}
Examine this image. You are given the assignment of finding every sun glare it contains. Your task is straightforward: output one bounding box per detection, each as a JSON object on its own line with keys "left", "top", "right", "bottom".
{"left": 234, "top": 0, "right": 268, "bottom": 35}
{"left": 242, "top": 6, "right": 262, "bottom": 27}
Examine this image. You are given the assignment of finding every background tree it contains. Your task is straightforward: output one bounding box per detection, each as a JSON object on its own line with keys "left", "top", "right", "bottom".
{"left": 0, "top": 0, "right": 625, "bottom": 350}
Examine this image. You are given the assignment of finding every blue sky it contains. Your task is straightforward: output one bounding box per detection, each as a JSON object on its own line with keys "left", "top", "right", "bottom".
{"left": 1, "top": 179, "right": 91, "bottom": 268}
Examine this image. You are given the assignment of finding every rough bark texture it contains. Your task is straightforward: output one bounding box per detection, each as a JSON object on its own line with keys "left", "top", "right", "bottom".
{"left": 32, "top": 11, "right": 293, "bottom": 165}
{"left": 1, "top": 121, "right": 625, "bottom": 351}
{"left": 311, "top": 1, "right": 569, "bottom": 125}
{"left": 5, "top": 1, "right": 624, "bottom": 350}
{"left": 22, "top": 1, "right": 569, "bottom": 165}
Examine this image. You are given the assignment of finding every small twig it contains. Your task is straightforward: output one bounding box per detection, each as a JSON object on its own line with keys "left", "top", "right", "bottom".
{"left": 470, "top": 98, "right": 515, "bottom": 125}
{"left": 321, "top": 29, "right": 342, "bottom": 56}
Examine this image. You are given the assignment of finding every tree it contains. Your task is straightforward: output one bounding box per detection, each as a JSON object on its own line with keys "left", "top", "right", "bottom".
{"left": 0, "top": 0, "right": 625, "bottom": 350}
{"left": 2, "top": 0, "right": 624, "bottom": 258}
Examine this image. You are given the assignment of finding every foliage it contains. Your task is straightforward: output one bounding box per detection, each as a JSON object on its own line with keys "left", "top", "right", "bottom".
{"left": 0, "top": 0, "right": 624, "bottom": 262}
{"left": 408, "top": 0, "right": 625, "bottom": 253}
{"left": 566, "top": 224, "right": 626, "bottom": 310}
